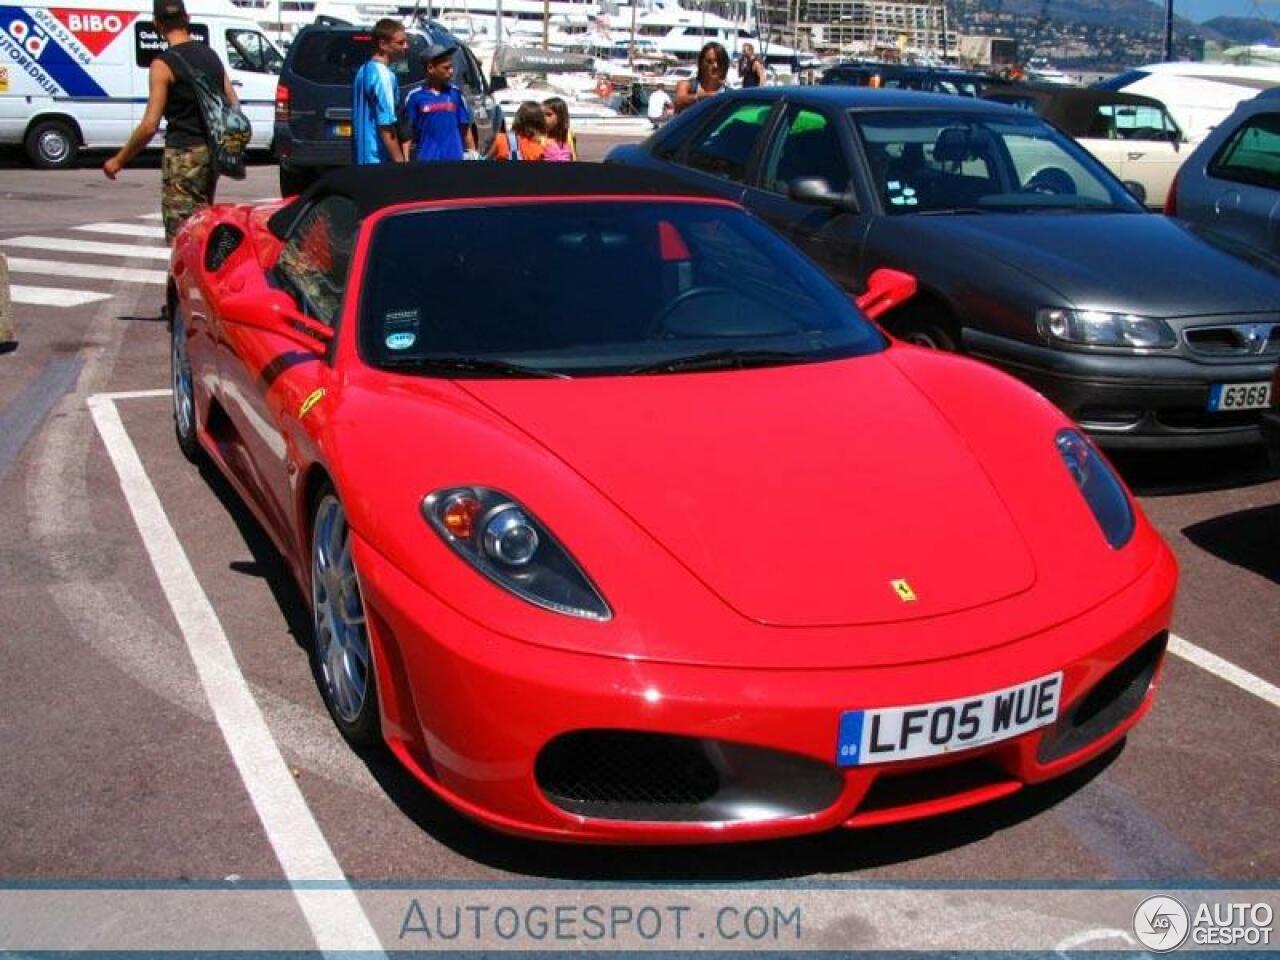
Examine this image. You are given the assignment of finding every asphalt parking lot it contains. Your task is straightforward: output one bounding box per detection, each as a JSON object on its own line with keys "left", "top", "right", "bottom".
{"left": 0, "top": 147, "right": 1276, "bottom": 907}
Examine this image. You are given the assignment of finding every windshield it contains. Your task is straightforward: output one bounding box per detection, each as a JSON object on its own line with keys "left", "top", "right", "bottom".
{"left": 358, "top": 201, "right": 885, "bottom": 377}
{"left": 854, "top": 110, "right": 1144, "bottom": 214}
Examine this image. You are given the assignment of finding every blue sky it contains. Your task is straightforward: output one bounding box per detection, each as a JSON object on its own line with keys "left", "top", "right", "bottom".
{"left": 1170, "top": 0, "right": 1280, "bottom": 23}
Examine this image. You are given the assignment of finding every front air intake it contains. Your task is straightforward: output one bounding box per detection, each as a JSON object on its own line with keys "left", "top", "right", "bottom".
{"left": 536, "top": 730, "right": 843, "bottom": 823}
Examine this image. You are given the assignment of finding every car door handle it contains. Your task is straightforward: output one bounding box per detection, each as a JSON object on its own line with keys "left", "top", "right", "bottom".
{"left": 232, "top": 80, "right": 244, "bottom": 87}
{"left": 1126, "top": 152, "right": 1144, "bottom": 160}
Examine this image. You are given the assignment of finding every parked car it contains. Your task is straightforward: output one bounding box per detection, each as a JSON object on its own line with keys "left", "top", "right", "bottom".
{"left": 1095, "top": 61, "right": 1280, "bottom": 144}
{"left": 272, "top": 19, "right": 499, "bottom": 196}
{"left": 982, "top": 84, "right": 1183, "bottom": 206}
{"left": 1263, "top": 363, "right": 1280, "bottom": 471}
{"left": 166, "top": 162, "right": 1176, "bottom": 842}
{"left": 822, "top": 62, "right": 990, "bottom": 98}
{"left": 607, "top": 87, "right": 1280, "bottom": 449}
{"left": 1166, "top": 89, "right": 1280, "bottom": 256}
{"left": 0, "top": 0, "right": 283, "bottom": 168}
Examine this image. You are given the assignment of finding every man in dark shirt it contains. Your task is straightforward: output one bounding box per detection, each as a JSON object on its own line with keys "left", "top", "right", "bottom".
{"left": 103, "top": 0, "right": 239, "bottom": 242}
{"left": 737, "top": 43, "right": 765, "bottom": 88}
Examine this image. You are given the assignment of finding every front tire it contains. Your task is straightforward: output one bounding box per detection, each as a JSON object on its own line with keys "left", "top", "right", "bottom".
{"left": 890, "top": 303, "right": 959, "bottom": 351}
{"left": 170, "top": 307, "right": 202, "bottom": 463}
{"left": 25, "top": 119, "right": 78, "bottom": 169}
{"left": 311, "top": 487, "right": 381, "bottom": 747}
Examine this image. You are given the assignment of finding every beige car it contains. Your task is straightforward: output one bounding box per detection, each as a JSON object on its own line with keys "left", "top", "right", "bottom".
{"left": 983, "top": 85, "right": 1185, "bottom": 207}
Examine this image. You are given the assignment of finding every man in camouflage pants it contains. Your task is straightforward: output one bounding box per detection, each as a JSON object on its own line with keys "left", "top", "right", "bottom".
{"left": 103, "top": 0, "right": 235, "bottom": 243}
{"left": 159, "top": 143, "right": 216, "bottom": 243}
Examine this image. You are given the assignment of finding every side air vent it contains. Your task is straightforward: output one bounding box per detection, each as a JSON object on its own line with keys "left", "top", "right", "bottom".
{"left": 204, "top": 224, "right": 245, "bottom": 273}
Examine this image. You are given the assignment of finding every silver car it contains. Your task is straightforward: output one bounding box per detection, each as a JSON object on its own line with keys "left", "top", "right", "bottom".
{"left": 1168, "top": 89, "right": 1280, "bottom": 254}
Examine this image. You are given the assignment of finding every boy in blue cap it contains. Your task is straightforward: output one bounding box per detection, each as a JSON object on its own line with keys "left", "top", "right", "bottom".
{"left": 403, "top": 42, "right": 476, "bottom": 162}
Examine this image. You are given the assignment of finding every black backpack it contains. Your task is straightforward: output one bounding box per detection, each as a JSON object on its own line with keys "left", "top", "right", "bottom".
{"left": 168, "top": 47, "right": 252, "bottom": 179}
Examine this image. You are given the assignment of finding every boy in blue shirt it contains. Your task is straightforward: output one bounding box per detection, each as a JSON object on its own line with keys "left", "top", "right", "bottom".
{"left": 403, "top": 43, "right": 476, "bottom": 162}
{"left": 352, "top": 18, "right": 407, "bottom": 164}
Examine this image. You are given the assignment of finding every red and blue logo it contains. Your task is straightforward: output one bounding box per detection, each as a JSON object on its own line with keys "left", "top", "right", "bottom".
{"left": 0, "top": 5, "right": 107, "bottom": 96}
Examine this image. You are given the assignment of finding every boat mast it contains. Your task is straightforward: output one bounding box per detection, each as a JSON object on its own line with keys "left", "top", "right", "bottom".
{"left": 1164, "top": 0, "right": 1174, "bottom": 60}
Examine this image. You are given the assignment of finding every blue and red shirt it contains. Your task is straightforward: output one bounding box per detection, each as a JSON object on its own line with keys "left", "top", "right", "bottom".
{"left": 403, "top": 84, "right": 472, "bottom": 162}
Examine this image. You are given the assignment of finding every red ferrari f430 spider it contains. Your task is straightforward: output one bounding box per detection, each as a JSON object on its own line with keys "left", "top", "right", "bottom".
{"left": 167, "top": 163, "right": 1177, "bottom": 843}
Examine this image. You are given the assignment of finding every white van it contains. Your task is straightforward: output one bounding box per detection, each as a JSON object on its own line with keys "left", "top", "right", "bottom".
{"left": 0, "top": 0, "right": 282, "bottom": 167}
{"left": 1098, "top": 62, "right": 1280, "bottom": 144}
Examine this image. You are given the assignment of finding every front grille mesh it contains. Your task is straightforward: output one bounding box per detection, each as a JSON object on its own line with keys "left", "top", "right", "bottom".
{"left": 537, "top": 731, "right": 719, "bottom": 807}
{"left": 1037, "top": 632, "right": 1166, "bottom": 764}
{"left": 1184, "top": 323, "right": 1280, "bottom": 358}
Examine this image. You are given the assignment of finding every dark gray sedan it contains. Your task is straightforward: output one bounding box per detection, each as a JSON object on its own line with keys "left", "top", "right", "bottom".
{"left": 607, "top": 87, "right": 1280, "bottom": 449}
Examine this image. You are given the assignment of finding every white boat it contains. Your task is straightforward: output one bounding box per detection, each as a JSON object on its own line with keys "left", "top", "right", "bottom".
{"left": 630, "top": 2, "right": 801, "bottom": 63}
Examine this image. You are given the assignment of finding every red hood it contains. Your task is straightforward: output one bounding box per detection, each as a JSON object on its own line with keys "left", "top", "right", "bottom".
{"left": 458, "top": 354, "right": 1037, "bottom": 626}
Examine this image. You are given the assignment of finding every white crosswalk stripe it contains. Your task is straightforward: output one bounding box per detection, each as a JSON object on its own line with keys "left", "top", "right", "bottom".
{"left": 4, "top": 257, "right": 167, "bottom": 285}
{"left": 2, "top": 236, "right": 172, "bottom": 261}
{"left": 10, "top": 285, "right": 113, "bottom": 307}
{"left": 74, "top": 222, "right": 168, "bottom": 240}
{"left": 1, "top": 216, "right": 175, "bottom": 309}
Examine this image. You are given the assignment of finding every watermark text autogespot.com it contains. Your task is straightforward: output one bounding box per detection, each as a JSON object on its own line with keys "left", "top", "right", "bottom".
{"left": 398, "top": 899, "right": 803, "bottom": 945}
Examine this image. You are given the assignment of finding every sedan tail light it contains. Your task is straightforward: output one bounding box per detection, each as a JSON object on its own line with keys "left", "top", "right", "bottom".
{"left": 274, "top": 83, "right": 290, "bottom": 124}
{"left": 1163, "top": 172, "right": 1178, "bottom": 217}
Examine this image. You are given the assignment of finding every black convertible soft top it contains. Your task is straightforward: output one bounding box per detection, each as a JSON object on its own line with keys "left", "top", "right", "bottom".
{"left": 267, "top": 162, "right": 719, "bottom": 239}
{"left": 981, "top": 84, "right": 1173, "bottom": 138}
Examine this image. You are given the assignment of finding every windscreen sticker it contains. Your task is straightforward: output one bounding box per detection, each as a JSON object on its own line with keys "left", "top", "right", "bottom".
{"left": 384, "top": 308, "right": 419, "bottom": 351}
{"left": 888, "top": 184, "right": 919, "bottom": 207}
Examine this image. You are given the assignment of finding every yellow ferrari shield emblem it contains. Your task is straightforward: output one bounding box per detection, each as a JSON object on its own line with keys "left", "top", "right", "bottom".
{"left": 891, "top": 579, "right": 917, "bottom": 603}
{"left": 299, "top": 388, "right": 326, "bottom": 419}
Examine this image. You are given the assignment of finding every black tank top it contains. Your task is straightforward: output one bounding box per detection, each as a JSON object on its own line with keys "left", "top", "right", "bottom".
{"left": 740, "top": 56, "right": 761, "bottom": 88}
{"left": 160, "top": 40, "right": 227, "bottom": 148}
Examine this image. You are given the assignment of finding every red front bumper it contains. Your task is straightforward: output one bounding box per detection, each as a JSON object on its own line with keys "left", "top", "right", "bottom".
{"left": 352, "top": 536, "right": 1178, "bottom": 844}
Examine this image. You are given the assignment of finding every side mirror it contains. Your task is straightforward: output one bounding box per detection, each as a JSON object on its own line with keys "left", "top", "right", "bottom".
{"left": 788, "top": 177, "right": 859, "bottom": 214}
{"left": 855, "top": 268, "right": 917, "bottom": 322}
{"left": 220, "top": 287, "right": 334, "bottom": 354}
{"left": 489, "top": 74, "right": 508, "bottom": 93}
{"left": 1122, "top": 180, "right": 1148, "bottom": 205}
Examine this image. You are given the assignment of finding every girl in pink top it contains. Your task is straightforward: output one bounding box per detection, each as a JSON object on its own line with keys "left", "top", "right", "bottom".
{"left": 541, "top": 98, "right": 577, "bottom": 162}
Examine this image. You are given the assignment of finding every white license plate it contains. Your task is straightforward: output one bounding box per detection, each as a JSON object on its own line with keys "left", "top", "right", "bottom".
{"left": 837, "top": 672, "right": 1063, "bottom": 767}
{"left": 1208, "top": 381, "right": 1271, "bottom": 411}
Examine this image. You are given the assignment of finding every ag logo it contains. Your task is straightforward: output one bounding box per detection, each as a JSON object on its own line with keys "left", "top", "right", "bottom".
{"left": 1134, "top": 895, "right": 1190, "bottom": 952}
{"left": 3, "top": 15, "right": 49, "bottom": 57}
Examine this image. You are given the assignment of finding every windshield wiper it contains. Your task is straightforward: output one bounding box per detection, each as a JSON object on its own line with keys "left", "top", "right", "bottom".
{"left": 914, "top": 207, "right": 989, "bottom": 216}
{"left": 381, "top": 356, "right": 569, "bottom": 379}
{"left": 628, "top": 348, "right": 805, "bottom": 374}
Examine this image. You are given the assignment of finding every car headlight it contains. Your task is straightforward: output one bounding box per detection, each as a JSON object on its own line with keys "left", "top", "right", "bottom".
{"left": 1055, "top": 429, "right": 1135, "bottom": 549}
{"left": 1037, "top": 308, "right": 1175, "bottom": 349}
{"left": 423, "top": 486, "right": 611, "bottom": 620}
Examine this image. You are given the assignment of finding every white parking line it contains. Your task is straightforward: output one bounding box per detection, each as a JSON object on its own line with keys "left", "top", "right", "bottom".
{"left": 10, "top": 285, "right": 113, "bottom": 307}
{"left": 5, "top": 257, "right": 167, "bottom": 285}
{"left": 88, "top": 392, "right": 385, "bottom": 958}
{"left": 1169, "top": 632, "right": 1280, "bottom": 708}
{"left": 74, "top": 222, "right": 168, "bottom": 239}
{"left": 2, "top": 236, "right": 172, "bottom": 261}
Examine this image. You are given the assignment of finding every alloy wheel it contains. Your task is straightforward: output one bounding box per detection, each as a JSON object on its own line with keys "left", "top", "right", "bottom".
{"left": 312, "top": 495, "right": 370, "bottom": 724}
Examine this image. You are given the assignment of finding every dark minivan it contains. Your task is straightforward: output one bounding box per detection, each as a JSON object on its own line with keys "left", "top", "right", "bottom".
{"left": 273, "top": 20, "right": 500, "bottom": 195}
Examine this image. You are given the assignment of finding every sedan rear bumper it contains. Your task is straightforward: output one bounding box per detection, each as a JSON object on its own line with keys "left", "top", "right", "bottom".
{"left": 964, "top": 329, "right": 1275, "bottom": 449}
{"left": 353, "top": 534, "right": 1177, "bottom": 844}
